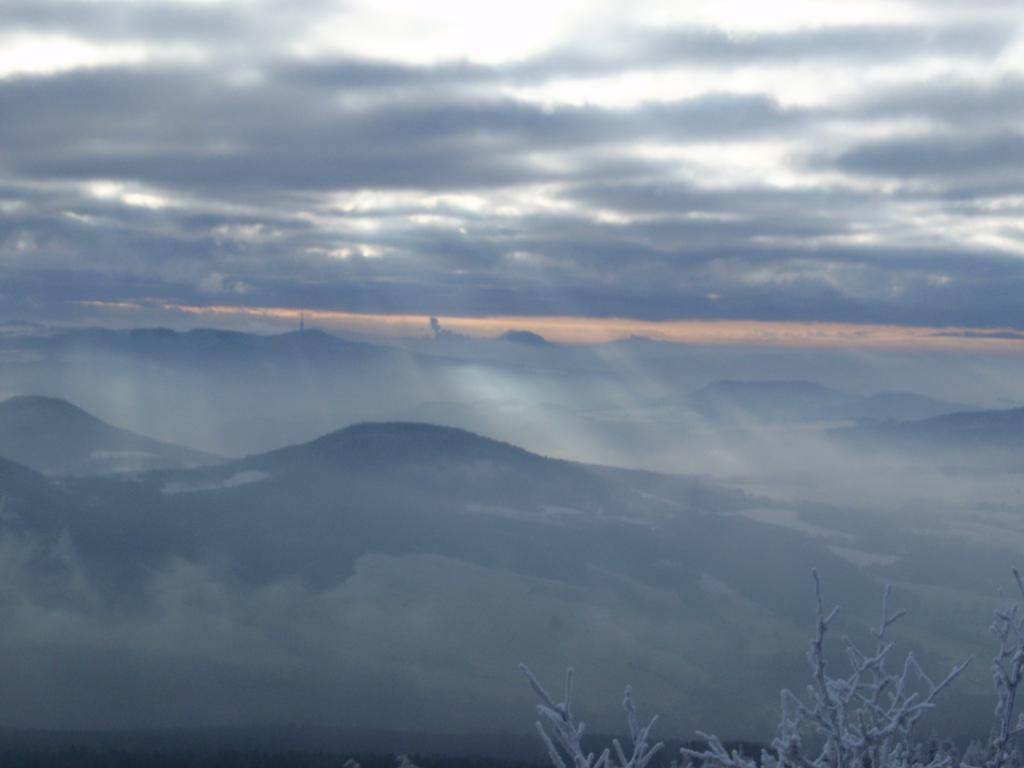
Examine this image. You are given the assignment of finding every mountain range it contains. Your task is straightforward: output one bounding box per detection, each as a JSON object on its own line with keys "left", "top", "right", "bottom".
{"left": 0, "top": 397, "right": 1013, "bottom": 742}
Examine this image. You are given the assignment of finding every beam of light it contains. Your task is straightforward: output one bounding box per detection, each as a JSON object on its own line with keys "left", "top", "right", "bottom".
{"left": 76, "top": 300, "right": 1024, "bottom": 352}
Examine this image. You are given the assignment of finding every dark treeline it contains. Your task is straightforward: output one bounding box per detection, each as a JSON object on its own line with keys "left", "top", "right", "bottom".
{"left": 0, "top": 751, "right": 536, "bottom": 768}
{"left": 0, "top": 740, "right": 767, "bottom": 768}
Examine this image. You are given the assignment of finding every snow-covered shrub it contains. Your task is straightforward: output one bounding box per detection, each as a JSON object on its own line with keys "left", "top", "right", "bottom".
{"left": 969, "top": 570, "right": 1024, "bottom": 768}
{"left": 523, "top": 570, "right": 1024, "bottom": 768}
{"left": 520, "top": 664, "right": 662, "bottom": 768}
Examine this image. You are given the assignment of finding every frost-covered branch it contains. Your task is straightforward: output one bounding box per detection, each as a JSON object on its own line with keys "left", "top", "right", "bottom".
{"left": 522, "top": 571, "right": 1024, "bottom": 768}
{"left": 979, "top": 570, "right": 1024, "bottom": 768}
{"left": 710, "top": 574, "right": 965, "bottom": 768}
{"left": 521, "top": 664, "right": 662, "bottom": 768}
{"left": 682, "top": 575, "right": 968, "bottom": 768}
{"left": 681, "top": 732, "right": 764, "bottom": 768}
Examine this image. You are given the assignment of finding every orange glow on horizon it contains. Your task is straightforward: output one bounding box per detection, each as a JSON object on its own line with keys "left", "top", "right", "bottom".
{"left": 75, "top": 300, "right": 1024, "bottom": 352}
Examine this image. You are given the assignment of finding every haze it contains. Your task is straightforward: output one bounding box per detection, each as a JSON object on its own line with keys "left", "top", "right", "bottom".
{"left": 1, "top": 1, "right": 1024, "bottom": 765}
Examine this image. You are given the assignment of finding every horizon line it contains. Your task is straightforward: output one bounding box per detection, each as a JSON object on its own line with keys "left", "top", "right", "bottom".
{"left": 69, "top": 300, "right": 1024, "bottom": 352}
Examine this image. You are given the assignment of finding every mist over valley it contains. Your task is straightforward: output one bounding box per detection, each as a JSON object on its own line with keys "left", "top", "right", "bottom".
{"left": 0, "top": 325, "right": 1022, "bottom": 757}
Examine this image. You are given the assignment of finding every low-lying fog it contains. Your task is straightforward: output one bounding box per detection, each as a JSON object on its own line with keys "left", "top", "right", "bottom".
{"left": 0, "top": 323, "right": 1022, "bottom": 748}
{"left": 4, "top": 323, "right": 1021, "bottom": 506}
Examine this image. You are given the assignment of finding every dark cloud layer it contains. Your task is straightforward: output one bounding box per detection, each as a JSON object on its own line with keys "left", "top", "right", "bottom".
{"left": 0, "top": 1, "right": 1022, "bottom": 332}
{"left": 834, "top": 132, "right": 1024, "bottom": 179}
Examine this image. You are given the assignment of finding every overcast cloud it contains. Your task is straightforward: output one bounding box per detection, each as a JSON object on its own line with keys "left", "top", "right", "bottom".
{"left": 1, "top": 0, "right": 1023, "bottom": 333}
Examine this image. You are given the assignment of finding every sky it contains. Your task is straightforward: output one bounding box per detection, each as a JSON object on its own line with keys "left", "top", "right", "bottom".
{"left": 2, "top": 0, "right": 1024, "bottom": 345}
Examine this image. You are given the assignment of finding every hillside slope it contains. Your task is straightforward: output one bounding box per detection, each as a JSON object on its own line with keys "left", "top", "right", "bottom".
{"left": 0, "top": 422, "right": 1003, "bottom": 741}
{"left": 0, "top": 395, "right": 221, "bottom": 475}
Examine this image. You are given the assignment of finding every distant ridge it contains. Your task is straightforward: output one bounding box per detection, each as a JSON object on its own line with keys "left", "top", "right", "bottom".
{"left": 854, "top": 405, "right": 1024, "bottom": 449}
{"left": 498, "top": 329, "right": 550, "bottom": 346}
{"left": 25, "top": 326, "right": 399, "bottom": 367}
{"left": 833, "top": 390, "right": 969, "bottom": 422}
{"left": 688, "top": 379, "right": 851, "bottom": 420}
{"left": 246, "top": 421, "right": 543, "bottom": 469}
{"left": 0, "top": 395, "right": 221, "bottom": 475}
{"left": 688, "top": 379, "right": 968, "bottom": 423}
